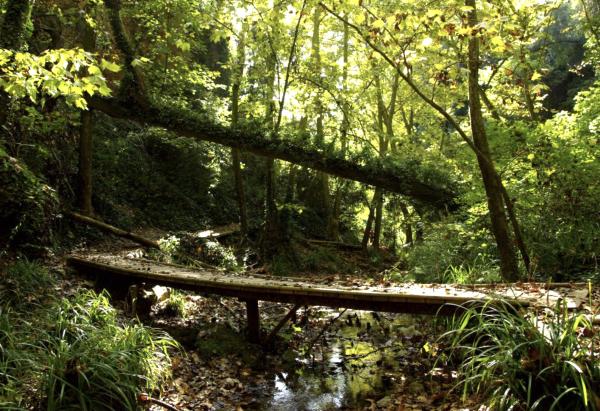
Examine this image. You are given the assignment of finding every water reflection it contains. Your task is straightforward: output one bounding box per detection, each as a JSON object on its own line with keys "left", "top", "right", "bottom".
{"left": 261, "top": 311, "right": 409, "bottom": 410}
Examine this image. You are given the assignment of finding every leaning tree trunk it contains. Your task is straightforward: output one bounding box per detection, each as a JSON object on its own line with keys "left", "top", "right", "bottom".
{"left": 467, "top": 0, "right": 519, "bottom": 281}
{"left": 89, "top": 2, "right": 457, "bottom": 209}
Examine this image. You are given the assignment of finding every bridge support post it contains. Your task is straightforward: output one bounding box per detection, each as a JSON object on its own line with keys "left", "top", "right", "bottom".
{"left": 244, "top": 299, "right": 260, "bottom": 343}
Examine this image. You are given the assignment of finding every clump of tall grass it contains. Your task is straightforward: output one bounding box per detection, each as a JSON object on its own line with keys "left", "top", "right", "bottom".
{"left": 1, "top": 260, "right": 179, "bottom": 410}
{"left": 42, "top": 290, "right": 178, "bottom": 410}
{"left": 438, "top": 298, "right": 599, "bottom": 410}
{"left": 163, "top": 290, "right": 187, "bottom": 318}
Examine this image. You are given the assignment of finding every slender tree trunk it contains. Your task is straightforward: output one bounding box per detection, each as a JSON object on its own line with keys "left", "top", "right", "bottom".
{"left": 231, "top": 25, "right": 248, "bottom": 236}
{"left": 467, "top": 0, "right": 519, "bottom": 281}
{"left": 285, "top": 164, "right": 297, "bottom": 203}
{"left": 370, "top": 71, "right": 396, "bottom": 250}
{"left": 232, "top": 149, "right": 247, "bottom": 234}
{"left": 321, "top": 1, "right": 527, "bottom": 275}
{"left": 362, "top": 189, "right": 379, "bottom": 250}
{"left": 399, "top": 202, "right": 413, "bottom": 245}
{"left": 372, "top": 189, "right": 384, "bottom": 250}
{"left": 520, "top": 50, "right": 538, "bottom": 122}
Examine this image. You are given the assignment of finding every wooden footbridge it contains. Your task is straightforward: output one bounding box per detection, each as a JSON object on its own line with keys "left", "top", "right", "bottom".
{"left": 66, "top": 254, "right": 588, "bottom": 344}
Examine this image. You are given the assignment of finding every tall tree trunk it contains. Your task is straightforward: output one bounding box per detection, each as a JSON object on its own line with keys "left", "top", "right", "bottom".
{"left": 370, "top": 70, "right": 396, "bottom": 250}
{"left": 77, "top": 13, "right": 97, "bottom": 216}
{"left": 262, "top": 1, "right": 306, "bottom": 257}
{"left": 329, "top": 17, "right": 350, "bottom": 240}
{"left": 310, "top": 6, "right": 332, "bottom": 236}
{"left": 263, "top": 49, "right": 278, "bottom": 257}
{"left": 467, "top": 0, "right": 519, "bottom": 281}
{"left": 231, "top": 24, "right": 248, "bottom": 236}
{"left": 0, "top": 0, "right": 31, "bottom": 49}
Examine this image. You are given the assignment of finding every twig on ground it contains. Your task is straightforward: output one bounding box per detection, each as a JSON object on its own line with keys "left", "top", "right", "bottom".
{"left": 138, "top": 393, "right": 181, "bottom": 411}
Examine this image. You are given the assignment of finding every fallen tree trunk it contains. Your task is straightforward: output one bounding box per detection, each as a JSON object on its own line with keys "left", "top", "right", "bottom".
{"left": 193, "top": 223, "right": 240, "bottom": 239}
{"left": 66, "top": 211, "right": 160, "bottom": 249}
{"left": 307, "top": 239, "right": 362, "bottom": 251}
{"left": 89, "top": 97, "right": 458, "bottom": 210}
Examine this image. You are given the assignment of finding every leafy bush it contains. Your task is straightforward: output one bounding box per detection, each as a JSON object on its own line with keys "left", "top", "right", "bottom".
{"left": 438, "top": 299, "right": 599, "bottom": 410}
{"left": 405, "top": 219, "right": 499, "bottom": 283}
{"left": 202, "top": 240, "right": 240, "bottom": 271}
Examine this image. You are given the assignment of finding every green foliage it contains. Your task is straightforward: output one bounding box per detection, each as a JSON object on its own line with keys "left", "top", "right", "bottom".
{"left": 0, "top": 306, "right": 32, "bottom": 409}
{"left": 0, "top": 48, "right": 116, "bottom": 108}
{"left": 156, "top": 233, "right": 241, "bottom": 271}
{"left": 500, "top": 84, "right": 600, "bottom": 276}
{"left": 91, "top": 124, "right": 216, "bottom": 230}
{"left": 438, "top": 300, "right": 600, "bottom": 410}
{"left": 158, "top": 235, "right": 181, "bottom": 256}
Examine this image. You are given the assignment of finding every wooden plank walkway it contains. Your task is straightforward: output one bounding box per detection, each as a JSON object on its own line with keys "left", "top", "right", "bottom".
{"left": 66, "top": 253, "right": 589, "bottom": 343}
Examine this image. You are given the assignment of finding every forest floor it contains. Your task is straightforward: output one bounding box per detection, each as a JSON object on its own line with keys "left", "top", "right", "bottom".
{"left": 59, "top": 233, "right": 599, "bottom": 411}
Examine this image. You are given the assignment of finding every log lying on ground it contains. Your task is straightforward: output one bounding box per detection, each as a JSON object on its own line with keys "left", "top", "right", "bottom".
{"left": 90, "top": 97, "right": 458, "bottom": 210}
{"left": 307, "top": 239, "right": 362, "bottom": 251}
{"left": 193, "top": 223, "right": 240, "bottom": 239}
{"left": 66, "top": 211, "right": 159, "bottom": 249}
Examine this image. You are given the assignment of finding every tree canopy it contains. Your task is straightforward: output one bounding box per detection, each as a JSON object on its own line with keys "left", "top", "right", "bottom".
{"left": 1, "top": 0, "right": 599, "bottom": 281}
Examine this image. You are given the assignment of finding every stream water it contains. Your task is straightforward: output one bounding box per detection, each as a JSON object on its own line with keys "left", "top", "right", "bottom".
{"left": 255, "top": 311, "right": 429, "bottom": 410}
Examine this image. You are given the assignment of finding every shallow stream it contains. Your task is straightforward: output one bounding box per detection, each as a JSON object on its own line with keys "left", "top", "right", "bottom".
{"left": 255, "top": 311, "right": 431, "bottom": 410}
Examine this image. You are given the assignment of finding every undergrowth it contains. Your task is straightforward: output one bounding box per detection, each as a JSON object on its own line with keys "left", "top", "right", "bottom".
{"left": 437, "top": 298, "right": 599, "bottom": 410}
{"left": 0, "top": 260, "right": 178, "bottom": 410}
